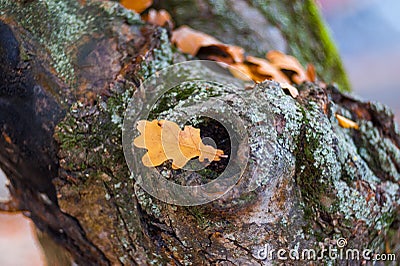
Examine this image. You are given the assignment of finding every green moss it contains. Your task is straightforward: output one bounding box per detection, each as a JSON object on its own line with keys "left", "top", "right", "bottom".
{"left": 305, "top": 0, "right": 350, "bottom": 90}
{"left": 233, "top": 191, "right": 258, "bottom": 207}
{"left": 196, "top": 168, "right": 219, "bottom": 181}
{"left": 285, "top": 85, "right": 400, "bottom": 250}
{"left": 31, "top": 0, "right": 397, "bottom": 257}
{"left": 2, "top": 0, "right": 91, "bottom": 83}
{"left": 294, "top": 104, "right": 333, "bottom": 223}
{"left": 51, "top": 17, "right": 179, "bottom": 261}
{"left": 149, "top": 81, "right": 222, "bottom": 120}
{"left": 187, "top": 206, "right": 211, "bottom": 229}
{"left": 1, "top": 0, "right": 142, "bottom": 85}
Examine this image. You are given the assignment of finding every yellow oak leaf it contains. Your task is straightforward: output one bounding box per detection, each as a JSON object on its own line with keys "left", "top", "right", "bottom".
{"left": 133, "top": 120, "right": 225, "bottom": 169}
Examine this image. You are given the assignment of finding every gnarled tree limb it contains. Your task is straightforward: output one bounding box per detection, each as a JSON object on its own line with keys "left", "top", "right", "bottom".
{"left": 0, "top": 0, "right": 399, "bottom": 265}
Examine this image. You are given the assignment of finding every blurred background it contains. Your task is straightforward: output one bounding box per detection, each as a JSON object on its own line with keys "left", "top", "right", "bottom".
{"left": 0, "top": 0, "right": 399, "bottom": 265}
{"left": 318, "top": 0, "right": 400, "bottom": 124}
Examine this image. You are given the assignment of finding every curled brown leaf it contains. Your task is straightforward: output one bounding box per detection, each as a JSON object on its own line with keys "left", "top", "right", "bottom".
{"left": 245, "top": 56, "right": 290, "bottom": 83}
{"left": 266, "top": 50, "right": 307, "bottom": 84}
{"left": 172, "top": 26, "right": 244, "bottom": 63}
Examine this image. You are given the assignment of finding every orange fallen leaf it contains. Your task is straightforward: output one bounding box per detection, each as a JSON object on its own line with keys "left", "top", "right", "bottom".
{"left": 245, "top": 56, "right": 290, "bottom": 83}
{"left": 172, "top": 26, "right": 219, "bottom": 56}
{"left": 335, "top": 114, "right": 359, "bottom": 130}
{"left": 228, "top": 63, "right": 254, "bottom": 81}
{"left": 172, "top": 26, "right": 244, "bottom": 63}
{"left": 120, "top": 0, "right": 152, "bottom": 14}
{"left": 144, "top": 9, "right": 173, "bottom": 28}
{"left": 280, "top": 82, "right": 299, "bottom": 98}
{"left": 229, "top": 57, "right": 290, "bottom": 84}
{"left": 214, "top": 43, "right": 244, "bottom": 62}
{"left": 133, "top": 120, "right": 225, "bottom": 169}
{"left": 266, "top": 50, "right": 307, "bottom": 84}
{"left": 230, "top": 62, "right": 273, "bottom": 83}
{"left": 171, "top": 26, "right": 319, "bottom": 86}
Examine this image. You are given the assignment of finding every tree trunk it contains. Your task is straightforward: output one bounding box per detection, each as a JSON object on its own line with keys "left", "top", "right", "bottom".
{"left": 0, "top": 0, "right": 399, "bottom": 265}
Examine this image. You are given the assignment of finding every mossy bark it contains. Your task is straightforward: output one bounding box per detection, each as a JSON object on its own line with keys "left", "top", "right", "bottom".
{"left": 0, "top": 0, "right": 399, "bottom": 265}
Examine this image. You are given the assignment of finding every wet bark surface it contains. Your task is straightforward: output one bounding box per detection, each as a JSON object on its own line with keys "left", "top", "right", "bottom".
{"left": 0, "top": 1, "right": 399, "bottom": 265}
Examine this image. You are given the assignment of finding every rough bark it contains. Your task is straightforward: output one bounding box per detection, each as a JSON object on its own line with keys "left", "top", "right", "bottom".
{"left": 0, "top": 0, "right": 399, "bottom": 265}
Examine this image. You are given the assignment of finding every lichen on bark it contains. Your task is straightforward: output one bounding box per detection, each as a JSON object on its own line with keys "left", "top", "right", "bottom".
{"left": 52, "top": 2, "right": 399, "bottom": 263}
{"left": 55, "top": 68, "right": 400, "bottom": 264}
{"left": 1, "top": 0, "right": 399, "bottom": 264}
{"left": 53, "top": 19, "right": 178, "bottom": 264}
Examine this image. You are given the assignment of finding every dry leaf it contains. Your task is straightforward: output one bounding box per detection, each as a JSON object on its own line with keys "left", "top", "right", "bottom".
{"left": 280, "top": 82, "right": 299, "bottom": 98}
{"left": 120, "top": 0, "right": 152, "bottom": 13}
{"left": 172, "top": 26, "right": 244, "bottom": 63}
{"left": 204, "top": 45, "right": 244, "bottom": 63}
{"left": 266, "top": 50, "right": 307, "bottom": 84}
{"left": 171, "top": 26, "right": 319, "bottom": 86}
{"left": 144, "top": 9, "right": 173, "bottom": 28}
{"left": 229, "top": 57, "right": 290, "bottom": 83}
{"left": 245, "top": 56, "right": 290, "bottom": 83}
{"left": 229, "top": 63, "right": 253, "bottom": 81}
{"left": 172, "top": 26, "right": 219, "bottom": 56}
{"left": 306, "top": 63, "right": 316, "bottom": 82}
{"left": 229, "top": 62, "right": 270, "bottom": 83}
{"left": 133, "top": 120, "right": 225, "bottom": 169}
{"left": 335, "top": 114, "right": 359, "bottom": 130}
